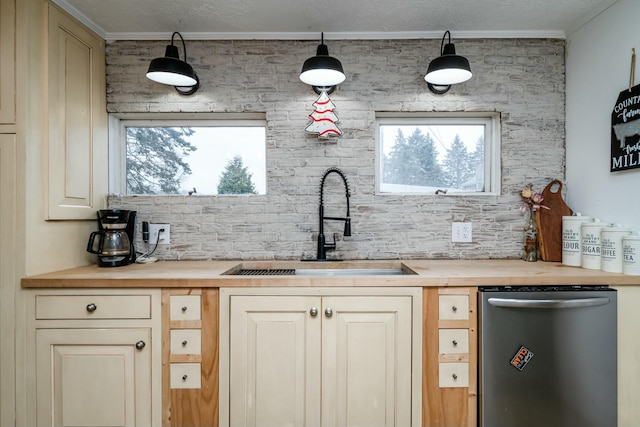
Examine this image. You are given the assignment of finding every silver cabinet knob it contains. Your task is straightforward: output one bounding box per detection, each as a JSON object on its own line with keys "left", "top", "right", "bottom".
{"left": 310, "top": 307, "right": 318, "bottom": 317}
{"left": 135, "top": 341, "right": 146, "bottom": 350}
{"left": 86, "top": 303, "right": 97, "bottom": 313}
{"left": 325, "top": 307, "right": 333, "bottom": 317}
{"left": 181, "top": 306, "right": 188, "bottom": 312}
{"left": 182, "top": 340, "right": 188, "bottom": 346}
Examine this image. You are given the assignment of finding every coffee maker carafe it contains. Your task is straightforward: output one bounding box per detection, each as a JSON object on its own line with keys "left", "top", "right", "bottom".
{"left": 87, "top": 209, "right": 137, "bottom": 267}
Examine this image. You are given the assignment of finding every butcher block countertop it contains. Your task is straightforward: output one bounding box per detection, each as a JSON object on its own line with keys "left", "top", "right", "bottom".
{"left": 21, "top": 259, "right": 640, "bottom": 288}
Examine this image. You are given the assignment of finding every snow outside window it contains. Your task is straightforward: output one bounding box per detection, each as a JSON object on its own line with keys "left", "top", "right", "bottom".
{"left": 375, "top": 113, "right": 501, "bottom": 195}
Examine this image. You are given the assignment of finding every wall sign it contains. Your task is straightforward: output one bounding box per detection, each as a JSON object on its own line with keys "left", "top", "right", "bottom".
{"left": 611, "top": 83, "right": 640, "bottom": 172}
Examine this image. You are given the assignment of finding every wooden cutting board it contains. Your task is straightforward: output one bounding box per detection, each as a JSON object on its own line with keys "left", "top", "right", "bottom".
{"left": 535, "top": 180, "right": 573, "bottom": 262}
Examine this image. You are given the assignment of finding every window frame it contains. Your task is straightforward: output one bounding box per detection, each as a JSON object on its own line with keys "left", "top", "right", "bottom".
{"left": 108, "top": 113, "right": 267, "bottom": 195}
{"left": 375, "top": 112, "right": 501, "bottom": 196}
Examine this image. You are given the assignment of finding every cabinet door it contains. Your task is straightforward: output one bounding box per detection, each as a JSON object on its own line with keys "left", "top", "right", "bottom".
{"left": 0, "top": 0, "right": 15, "bottom": 126}
{"left": 229, "top": 296, "right": 321, "bottom": 427}
{"left": 36, "top": 328, "right": 152, "bottom": 427}
{"left": 321, "top": 296, "right": 413, "bottom": 427}
{"left": 45, "top": 4, "right": 107, "bottom": 219}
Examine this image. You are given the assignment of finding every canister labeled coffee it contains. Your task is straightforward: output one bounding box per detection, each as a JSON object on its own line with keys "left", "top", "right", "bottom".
{"left": 600, "top": 227, "right": 632, "bottom": 273}
{"left": 562, "top": 215, "right": 593, "bottom": 266}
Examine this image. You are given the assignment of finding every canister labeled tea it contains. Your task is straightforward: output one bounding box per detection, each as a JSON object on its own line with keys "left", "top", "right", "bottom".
{"left": 622, "top": 235, "right": 640, "bottom": 275}
{"left": 600, "top": 227, "right": 632, "bottom": 273}
{"left": 562, "top": 216, "right": 593, "bottom": 266}
{"left": 581, "top": 221, "right": 611, "bottom": 270}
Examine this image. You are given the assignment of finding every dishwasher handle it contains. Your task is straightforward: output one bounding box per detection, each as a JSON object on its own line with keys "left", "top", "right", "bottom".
{"left": 487, "top": 297, "right": 611, "bottom": 309}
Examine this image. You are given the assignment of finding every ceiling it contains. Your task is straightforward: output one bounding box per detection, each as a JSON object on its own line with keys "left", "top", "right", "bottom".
{"left": 54, "top": 0, "right": 618, "bottom": 41}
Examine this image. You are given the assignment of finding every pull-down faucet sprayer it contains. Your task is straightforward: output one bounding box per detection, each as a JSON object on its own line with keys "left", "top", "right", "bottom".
{"left": 317, "top": 167, "right": 351, "bottom": 260}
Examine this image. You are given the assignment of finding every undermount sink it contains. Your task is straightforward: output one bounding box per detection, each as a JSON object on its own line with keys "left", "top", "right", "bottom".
{"left": 224, "top": 265, "right": 416, "bottom": 276}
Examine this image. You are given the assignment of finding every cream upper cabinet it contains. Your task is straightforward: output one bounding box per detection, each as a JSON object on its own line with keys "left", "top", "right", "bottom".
{"left": 0, "top": 0, "right": 16, "bottom": 128}
{"left": 221, "top": 288, "right": 422, "bottom": 427}
{"left": 45, "top": 3, "right": 107, "bottom": 219}
{"left": 27, "top": 289, "right": 162, "bottom": 427}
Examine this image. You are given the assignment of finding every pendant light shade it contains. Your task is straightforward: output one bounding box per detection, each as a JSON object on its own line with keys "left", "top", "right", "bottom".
{"left": 425, "top": 31, "right": 472, "bottom": 94}
{"left": 146, "top": 32, "right": 200, "bottom": 95}
{"left": 300, "top": 33, "right": 345, "bottom": 93}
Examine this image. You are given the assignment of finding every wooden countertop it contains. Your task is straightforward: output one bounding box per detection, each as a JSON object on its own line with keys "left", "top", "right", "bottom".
{"left": 21, "top": 259, "right": 640, "bottom": 288}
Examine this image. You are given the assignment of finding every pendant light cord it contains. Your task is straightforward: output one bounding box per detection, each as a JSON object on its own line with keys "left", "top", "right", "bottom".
{"left": 440, "top": 30, "right": 451, "bottom": 55}
{"left": 630, "top": 48, "right": 636, "bottom": 92}
{"left": 171, "top": 31, "right": 188, "bottom": 63}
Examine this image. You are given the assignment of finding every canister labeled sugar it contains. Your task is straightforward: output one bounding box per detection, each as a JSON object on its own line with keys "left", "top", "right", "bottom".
{"left": 600, "top": 227, "right": 632, "bottom": 273}
{"left": 581, "top": 222, "right": 612, "bottom": 270}
{"left": 562, "top": 216, "right": 593, "bottom": 266}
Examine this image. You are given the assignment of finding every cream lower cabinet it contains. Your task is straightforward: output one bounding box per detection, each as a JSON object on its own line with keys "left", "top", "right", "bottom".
{"left": 27, "top": 289, "right": 162, "bottom": 427}
{"left": 220, "top": 287, "right": 422, "bottom": 427}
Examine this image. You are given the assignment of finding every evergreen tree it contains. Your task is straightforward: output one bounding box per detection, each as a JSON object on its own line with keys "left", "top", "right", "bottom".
{"left": 217, "top": 155, "right": 257, "bottom": 194}
{"left": 126, "top": 127, "right": 196, "bottom": 194}
{"left": 384, "top": 128, "right": 444, "bottom": 187}
{"left": 442, "top": 134, "right": 472, "bottom": 189}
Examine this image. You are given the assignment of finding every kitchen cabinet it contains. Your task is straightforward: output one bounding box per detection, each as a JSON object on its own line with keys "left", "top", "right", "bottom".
{"left": 219, "top": 287, "right": 422, "bottom": 427}
{"left": 0, "top": 0, "right": 15, "bottom": 129}
{"left": 614, "top": 286, "right": 640, "bottom": 425}
{"left": 45, "top": 3, "right": 107, "bottom": 219}
{"left": 162, "top": 289, "right": 219, "bottom": 427}
{"left": 423, "top": 287, "right": 477, "bottom": 427}
{"left": 26, "top": 289, "right": 162, "bottom": 427}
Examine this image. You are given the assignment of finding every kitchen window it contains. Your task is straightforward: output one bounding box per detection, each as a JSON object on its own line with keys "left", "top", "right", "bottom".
{"left": 109, "top": 114, "right": 267, "bottom": 195}
{"left": 376, "top": 113, "right": 501, "bottom": 195}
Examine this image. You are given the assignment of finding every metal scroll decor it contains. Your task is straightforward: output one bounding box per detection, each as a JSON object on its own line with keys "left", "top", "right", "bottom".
{"left": 611, "top": 49, "right": 640, "bottom": 172}
{"left": 304, "top": 90, "right": 342, "bottom": 139}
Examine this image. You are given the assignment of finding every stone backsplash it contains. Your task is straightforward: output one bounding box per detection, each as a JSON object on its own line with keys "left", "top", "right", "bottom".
{"left": 106, "top": 38, "right": 566, "bottom": 260}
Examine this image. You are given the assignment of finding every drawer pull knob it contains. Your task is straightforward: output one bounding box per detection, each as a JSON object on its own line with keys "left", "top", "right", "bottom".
{"left": 325, "top": 307, "right": 333, "bottom": 318}
{"left": 135, "top": 341, "right": 146, "bottom": 350}
{"left": 452, "top": 340, "right": 458, "bottom": 346}
{"left": 451, "top": 305, "right": 457, "bottom": 312}
{"left": 181, "top": 306, "right": 188, "bottom": 312}
{"left": 452, "top": 373, "right": 458, "bottom": 380}
{"left": 310, "top": 307, "right": 318, "bottom": 317}
{"left": 86, "top": 303, "right": 97, "bottom": 313}
{"left": 182, "top": 340, "right": 188, "bottom": 346}
{"left": 182, "top": 374, "right": 188, "bottom": 381}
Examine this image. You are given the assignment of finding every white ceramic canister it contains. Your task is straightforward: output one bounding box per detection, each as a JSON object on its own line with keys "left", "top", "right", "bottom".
{"left": 622, "top": 235, "right": 640, "bottom": 275}
{"left": 581, "top": 221, "right": 612, "bottom": 270}
{"left": 562, "top": 215, "right": 593, "bottom": 266}
{"left": 600, "top": 227, "right": 633, "bottom": 273}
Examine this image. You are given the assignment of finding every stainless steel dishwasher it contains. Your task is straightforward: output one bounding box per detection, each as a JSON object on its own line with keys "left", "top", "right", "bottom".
{"left": 478, "top": 285, "right": 617, "bottom": 427}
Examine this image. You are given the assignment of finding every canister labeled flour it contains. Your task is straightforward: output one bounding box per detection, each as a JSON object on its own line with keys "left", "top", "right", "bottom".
{"left": 581, "top": 221, "right": 612, "bottom": 270}
{"left": 600, "top": 227, "right": 632, "bottom": 273}
{"left": 562, "top": 216, "right": 593, "bottom": 266}
{"left": 622, "top": 235, "right": 640, "bottom": 275}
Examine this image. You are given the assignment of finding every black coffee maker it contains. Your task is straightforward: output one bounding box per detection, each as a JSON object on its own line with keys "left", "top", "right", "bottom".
{"left": 87, "top": 209, "right": 137, "bottom": 267}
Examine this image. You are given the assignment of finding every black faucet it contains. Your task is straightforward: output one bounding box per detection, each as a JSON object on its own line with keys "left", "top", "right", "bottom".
{"left": 317, "top": 167, "right": 351, "bottom": 260}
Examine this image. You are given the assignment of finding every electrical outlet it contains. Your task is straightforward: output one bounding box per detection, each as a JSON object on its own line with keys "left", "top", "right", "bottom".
{"left": 452, "top": 222, "right": 472, "bottom": 243}
{"left": 148, "top": 224, "right": 170, "bottom": 245}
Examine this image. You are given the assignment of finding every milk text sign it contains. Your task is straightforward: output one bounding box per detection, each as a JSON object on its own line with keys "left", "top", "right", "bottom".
{"left": 611, "top": 84, "right": 640, "bottom": 172}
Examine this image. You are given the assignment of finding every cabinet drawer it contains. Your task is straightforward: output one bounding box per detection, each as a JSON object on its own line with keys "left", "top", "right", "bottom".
{"left": 438, "top": 329, "right": 469, "bottom": 354}
{"left": 170, "top": 329, "right": 202, "bottom": 355}
{"left": 169, "top": 295, "right": 201, "bottom": 321}
{"left": 35, "top": 295, "right": 151, "bottom": 320}
{"left": 170, "top": 363, "right": 201, "bottom": 389}
{"left": 439, "top": 362, "right": 469, "bottom": 388}
{"left": 438, "top": 295, "right": 469, "bottom": 320}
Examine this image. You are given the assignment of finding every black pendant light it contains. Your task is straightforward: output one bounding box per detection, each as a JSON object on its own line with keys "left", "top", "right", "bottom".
{"left": 425, "top": 31, "right": 472, "bottom": 94}
{"left": 300, "top": 33, "right": 345, "bottom": 94}
{"left": 146, "top": 32, "right": 200, "bottom": 95}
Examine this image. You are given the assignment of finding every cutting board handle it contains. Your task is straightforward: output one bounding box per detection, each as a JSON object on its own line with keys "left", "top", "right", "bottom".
{"left": 546, "top": 179, "right": 563, "bottom": 194}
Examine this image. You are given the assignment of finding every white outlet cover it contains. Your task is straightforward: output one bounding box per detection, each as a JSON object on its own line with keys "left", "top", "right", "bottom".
{"left": 452, "top": 222, "right": 472, "bottom": 243}
{"left": 148, "top": 224, "right": 170, "bottom": 244}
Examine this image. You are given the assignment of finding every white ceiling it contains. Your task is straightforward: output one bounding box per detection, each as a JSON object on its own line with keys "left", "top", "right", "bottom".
{"left": 54, "top": 0, "right": 619, "bottom": 41}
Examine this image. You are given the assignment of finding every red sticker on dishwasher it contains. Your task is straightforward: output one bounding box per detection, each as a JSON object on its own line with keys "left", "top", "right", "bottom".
{"left": 510, "top": 346, "right": 534, "bottom": 371}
